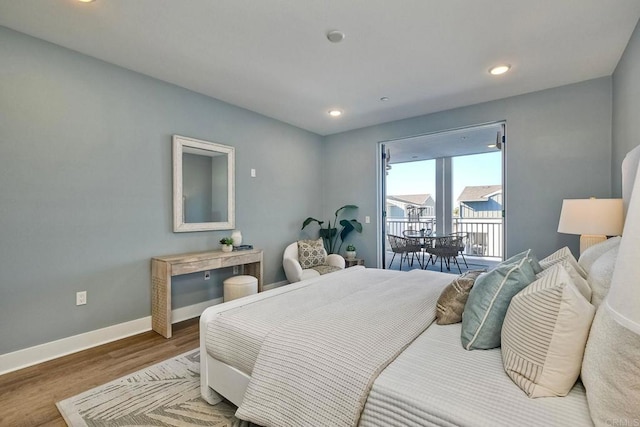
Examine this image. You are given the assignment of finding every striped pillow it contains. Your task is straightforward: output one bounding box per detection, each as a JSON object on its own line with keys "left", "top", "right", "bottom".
{"left": 540, "top": 246, "right": 587, "bottom": 278}
{"left": 502, "top": 264, "right": 595, "bottom": 398}
{"left": 536, "top": 258, "right": 591, "bottom": 301}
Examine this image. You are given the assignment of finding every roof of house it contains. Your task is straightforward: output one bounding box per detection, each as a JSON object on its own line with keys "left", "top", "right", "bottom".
{"left": 387, "top": 194, "right": 433, "bottom": 206}
{"left": 457, "top": 185, "right": 502, "bottom": 202}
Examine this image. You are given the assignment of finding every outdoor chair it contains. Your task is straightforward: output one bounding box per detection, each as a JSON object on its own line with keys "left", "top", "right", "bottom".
{"left": 387, "top": 234, "right": 424, "bottom": 270}
{"left": 449, "top": 232, "right": 469, "bottom": 268}
{"left": 402, "top": 229, "right": 432, "bottom": 266}
{"left": 426, "top": 235, "right": 462, "bottom": 273}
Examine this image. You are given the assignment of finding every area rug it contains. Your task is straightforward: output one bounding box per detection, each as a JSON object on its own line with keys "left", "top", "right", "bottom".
{"left": 56, "top": 349, "right": 252, "bottom": 427}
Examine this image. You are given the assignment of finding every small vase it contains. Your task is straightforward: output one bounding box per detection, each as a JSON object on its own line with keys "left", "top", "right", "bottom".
{"left": 221, "top": 244, "right": 233, "bottom": 252}
{"left": 231, "top": 230, "right": 243, "bottom": 246}
{"left": 345, "top": 250, "right": 356, "bottom": 260}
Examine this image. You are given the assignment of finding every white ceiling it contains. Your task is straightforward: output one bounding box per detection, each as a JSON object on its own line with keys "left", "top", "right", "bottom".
{"left": 386, "top": 122, "right": 504, "bottom": 165}
{"left": 1, "top": 1, "right": 639, "bottom": 136}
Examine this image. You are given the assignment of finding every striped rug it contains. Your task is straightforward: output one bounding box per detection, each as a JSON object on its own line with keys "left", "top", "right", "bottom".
{"left": 56, "top": 349, "right": 251, "bottom": 426}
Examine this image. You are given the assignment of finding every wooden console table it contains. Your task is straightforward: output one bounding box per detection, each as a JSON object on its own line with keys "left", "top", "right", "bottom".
{"left": 151, "top": 248, "right": 263, "bottom": 338}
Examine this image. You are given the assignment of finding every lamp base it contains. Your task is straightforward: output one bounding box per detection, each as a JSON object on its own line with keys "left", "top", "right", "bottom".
{"left": 580, "top": 234, "right": 607, "bottom": 255}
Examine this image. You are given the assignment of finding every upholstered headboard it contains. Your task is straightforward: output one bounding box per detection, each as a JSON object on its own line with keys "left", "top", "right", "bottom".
{"left": 606, "top": 143, "right": 640, "bottom": 334}
{"left": 621, "top": 143, "right": 640, "bottom": 214}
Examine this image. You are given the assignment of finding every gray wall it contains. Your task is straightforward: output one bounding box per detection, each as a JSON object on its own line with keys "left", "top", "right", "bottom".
{"left": 2, "top": 20, "right": 635, "bottom": 357}
{"left": 323, "top": 78, "right": 613, "bottom": 265}
{"left": 0, "top": 27, "right": 323, "bottom": 354}
{"left": 613, "top": 19, "right": 640, "bottom": 193}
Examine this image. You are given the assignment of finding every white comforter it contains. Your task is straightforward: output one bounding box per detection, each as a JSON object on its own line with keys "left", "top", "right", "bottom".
{"left": 206, "top": 267, "right": 412, "bottom": 375}
{"left": 202, "top": 266, "right": 592, "bottom": 427}
{"left": 360, "top": 323, "right": 592, "bottom": 427}
{"left": 231, "top": 268, "right": 452, "bottom": 427}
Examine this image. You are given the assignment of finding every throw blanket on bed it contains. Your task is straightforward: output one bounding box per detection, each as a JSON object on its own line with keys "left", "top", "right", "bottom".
{"left": 235, "top": 270, "right": 446, "bottom": 427}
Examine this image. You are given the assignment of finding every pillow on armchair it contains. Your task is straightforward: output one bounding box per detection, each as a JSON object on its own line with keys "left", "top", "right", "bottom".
{"left": 283, "top": 240, "right": 346, "bottom": 283}
{"left": 297, "top": 238, "right": 326, "bottom": 268}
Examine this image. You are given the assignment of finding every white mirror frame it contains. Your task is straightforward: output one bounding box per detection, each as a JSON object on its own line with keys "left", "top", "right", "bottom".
{"left": 172, "top": 135, "right": 235, "bottom": 232}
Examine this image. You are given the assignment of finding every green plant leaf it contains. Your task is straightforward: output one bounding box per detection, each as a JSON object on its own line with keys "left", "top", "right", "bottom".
{"left": 301, "top": 206, "right": 360, "bottom": 254}
{"left": 334, "top": 204, "right": 358, "bottom": 217}
{"left": 301, "top": 217, "right": 323, "bottom": 229}
{"left": 337, "top": 219, "right": 356, "bottom": 241}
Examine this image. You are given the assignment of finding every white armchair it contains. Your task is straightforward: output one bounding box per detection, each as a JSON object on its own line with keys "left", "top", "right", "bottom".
{"left": 283, "top": 241, "right": 346, "bottom": 283}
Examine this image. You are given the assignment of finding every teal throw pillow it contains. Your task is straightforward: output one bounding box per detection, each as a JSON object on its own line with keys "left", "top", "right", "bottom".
{"left": 503, "top": 249, "right": 543, "bottom": 274}
{"left": 461, "top": 257, "right": 537, "bottom": 350}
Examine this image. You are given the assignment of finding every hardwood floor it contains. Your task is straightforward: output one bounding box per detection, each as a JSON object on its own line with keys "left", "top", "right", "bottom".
{"left": 0, "top": 318, "right": 199, "bottom": 427}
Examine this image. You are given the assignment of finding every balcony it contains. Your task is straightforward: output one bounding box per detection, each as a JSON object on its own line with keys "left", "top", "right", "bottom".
{"left": 385, "top": 216, "right": 502, "bottom": 273}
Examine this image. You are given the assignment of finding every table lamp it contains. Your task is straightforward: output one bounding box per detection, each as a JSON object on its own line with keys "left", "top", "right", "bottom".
{"left": 557, "top": 198, "right": 624, "bottom": 254}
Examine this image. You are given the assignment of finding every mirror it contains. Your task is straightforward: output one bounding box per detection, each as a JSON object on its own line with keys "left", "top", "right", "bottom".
{"left": 173, "top": 135, "right": 235, "bottom": 232}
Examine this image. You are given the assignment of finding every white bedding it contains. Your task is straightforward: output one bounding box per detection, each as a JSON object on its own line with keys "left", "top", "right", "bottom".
{"left": 205, "top": 266, "right": 413, "bottom": 375}
{"left": 201, "top": 266, "right": 593, "bottom": 427}
{"left": 235, "top": 268, "right": 452, "bottom": 427}
{"left": 360, "top": 323, "right": 593, "bottom": 427}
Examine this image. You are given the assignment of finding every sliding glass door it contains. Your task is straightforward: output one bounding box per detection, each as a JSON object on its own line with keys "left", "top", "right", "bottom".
{"left": 379, "top": 122, "right": 505, "bottom": 270}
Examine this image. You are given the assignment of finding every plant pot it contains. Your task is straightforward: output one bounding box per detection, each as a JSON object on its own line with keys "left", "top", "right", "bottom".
{"left": 231, "top": 230, "right": 243, "bottom": 246}
{"left": 345, "top": 250, "right": 356, "bottom": 260}
{"left": 221, "top": 244, "right": 233, "bottom": 252}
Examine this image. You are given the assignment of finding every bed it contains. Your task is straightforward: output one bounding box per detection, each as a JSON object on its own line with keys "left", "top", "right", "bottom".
{"left": 199, "top": 146, "right": 640, "bottom": 427}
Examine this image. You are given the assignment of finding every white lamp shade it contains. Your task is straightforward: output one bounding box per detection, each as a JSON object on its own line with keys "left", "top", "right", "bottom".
{"left": 557, "top": 198, "right": 624, "bottom": 236}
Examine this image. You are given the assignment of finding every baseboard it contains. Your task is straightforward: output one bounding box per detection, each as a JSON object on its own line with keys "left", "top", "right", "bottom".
{"left": 0, "top": 279, "right": 291, "bottom": 376}
{"left": 0, "top": 296, "right": 225, "bottom": 376}
{"left": 263, "top": 279, "right": 288, "bottom": 291}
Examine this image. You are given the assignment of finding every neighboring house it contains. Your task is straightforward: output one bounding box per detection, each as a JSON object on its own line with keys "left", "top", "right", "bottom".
{"left": 386, "top": 194, "right": 435, "bottom": 220}
{"left": 456, "top": 185, "right": 503, "bottom": 257}
{"left": 457, "top": 185, "right": 502, "bottom": 219}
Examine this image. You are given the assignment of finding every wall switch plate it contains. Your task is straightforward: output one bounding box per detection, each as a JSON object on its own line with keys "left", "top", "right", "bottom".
{"left": 250, "top": 168, "right": 256, "bottom": 178}
{"left": 204, "top": 271, "right": 211, "bottom": 280}
{"left": 365, "top": 215, "right": 371, "bottom": 223}
{"left": 76, "top": 291, "right": 87, "bottom": 306}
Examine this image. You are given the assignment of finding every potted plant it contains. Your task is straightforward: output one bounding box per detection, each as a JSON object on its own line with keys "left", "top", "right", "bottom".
{"left": 219, "top": 237, "right": 234, "bottom": 252}
{"left": 301, "top": 205, "right": 363, "bottom": 254}
{"left": 345, "top": 244, "right": 356, "bottom": 260}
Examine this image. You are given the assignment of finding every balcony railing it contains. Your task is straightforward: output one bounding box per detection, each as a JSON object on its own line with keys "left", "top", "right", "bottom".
{"left": 386, "top": 217, "right": 503, "bottom": 258}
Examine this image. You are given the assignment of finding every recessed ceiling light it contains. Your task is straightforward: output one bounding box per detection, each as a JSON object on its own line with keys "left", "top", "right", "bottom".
{"left": 489, "top": 64, "right": 511, "bottom": 75}
{"left": 327, "top": 30, "right": 345, "bottom": 43}
{"left": 78, "top": 0, "right": 95, "bottom": 2}
{"left": 328, "top": 109, "right": 343, "bottom": 117}
{"left": 380, "top": 97, "right": 390, "bottom": 102}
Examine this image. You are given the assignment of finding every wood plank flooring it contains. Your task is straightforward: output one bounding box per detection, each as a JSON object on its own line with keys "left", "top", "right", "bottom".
{"left": 0, "top": 318, "right": 199, "bottom": 427}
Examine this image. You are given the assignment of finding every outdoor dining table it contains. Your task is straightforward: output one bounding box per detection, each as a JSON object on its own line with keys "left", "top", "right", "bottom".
{"left": 402, "top": 231, "right": 462, "bottom": 272}
{"left": 402, "top": 231, "right": 443, "bottom": 263}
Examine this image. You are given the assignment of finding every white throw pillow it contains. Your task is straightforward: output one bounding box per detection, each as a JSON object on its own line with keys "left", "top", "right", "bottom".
{"left": 540, "top": 246, "right": 587, "bottom": 279}
{"left": 587, "top": 245, "right": 620, "bottom": 308}
{"left": 578, "top": 236, "right": 622, "bottom": 275}
{"left": 501, "top": 264, "right": 595, "bottom": 398}
{"left": 536, "top": 258, "right": 591, "bottom": 301}
{"left": 582, "top": 305, "right": 640, "bottom": 425}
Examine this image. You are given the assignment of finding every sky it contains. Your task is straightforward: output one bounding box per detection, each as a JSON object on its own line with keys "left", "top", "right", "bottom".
{"left": 386, "top": 151, "right": 502, "bottom": 205}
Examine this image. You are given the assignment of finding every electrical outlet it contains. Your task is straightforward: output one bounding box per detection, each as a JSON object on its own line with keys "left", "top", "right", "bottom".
{"left": 76, "top": 291, "right": 87, "bottom": 306}
{"left": 204, "top": 271, "right": 211, "bottom": 280}
{"left": 233, "top": 266, "right": 239, "bottom": 274}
